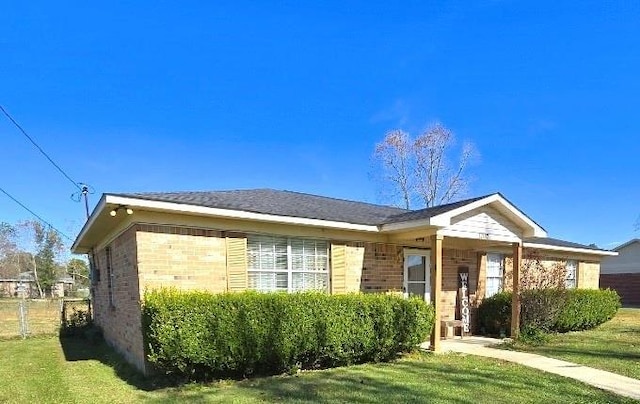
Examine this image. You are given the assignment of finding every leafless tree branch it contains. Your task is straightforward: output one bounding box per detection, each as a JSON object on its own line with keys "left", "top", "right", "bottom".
{"left": 373, "top": 122, "right": 477, "bottom": 209}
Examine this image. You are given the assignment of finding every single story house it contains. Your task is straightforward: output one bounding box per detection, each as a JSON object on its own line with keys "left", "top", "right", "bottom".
{"left": 600, "top": 239, "right": 640, "bottom": 307}
{"left": 71, "top": 189, "right": 616, "bottom": 373}
{"left": 0, "top": 272, "right": 74, "bottom": 298}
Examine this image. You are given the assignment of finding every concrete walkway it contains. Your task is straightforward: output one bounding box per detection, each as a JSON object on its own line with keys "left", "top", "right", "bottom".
{"left": 421, "top": 337, "right": 640, "bottom": 401}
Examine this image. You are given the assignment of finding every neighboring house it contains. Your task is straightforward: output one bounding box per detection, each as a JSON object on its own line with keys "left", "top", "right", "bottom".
{"left": 600, "top": 239, "right": 640, "bottom": 307}
{"left": 71, "top": 189, "right": 616, "bottom": 373}
{"left": 0, "top": 272, "right": 74, "bottom": 298}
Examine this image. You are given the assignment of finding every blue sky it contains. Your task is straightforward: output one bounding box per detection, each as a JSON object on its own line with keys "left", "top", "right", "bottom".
{"left": 1, "top": 1, "right": 639, "bottom": 249}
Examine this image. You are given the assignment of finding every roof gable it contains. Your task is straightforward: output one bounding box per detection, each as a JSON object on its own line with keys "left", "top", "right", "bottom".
{"left": 613, "top": 239, "right": 640, "bottom": 251}
{"left": 381, "top": 193, "right": 547, "bottom": 238}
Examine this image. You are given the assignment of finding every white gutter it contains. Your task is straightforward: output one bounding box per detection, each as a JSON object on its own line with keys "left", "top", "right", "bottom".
{"left": 523, "top": 242, "right": 618, "bottom": 256}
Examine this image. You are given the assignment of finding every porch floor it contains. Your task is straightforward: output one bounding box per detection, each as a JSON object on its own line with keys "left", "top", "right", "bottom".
{"left": 419, "top": 335, "right": 504, "bottom": 351}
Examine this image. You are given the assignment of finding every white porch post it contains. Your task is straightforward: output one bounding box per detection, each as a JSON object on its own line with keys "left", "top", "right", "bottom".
{"left": 511, "top": 241, "right": 522, "bottom": 338}
{"left": 430, "top": 234, "right": 443, "bottom": 352}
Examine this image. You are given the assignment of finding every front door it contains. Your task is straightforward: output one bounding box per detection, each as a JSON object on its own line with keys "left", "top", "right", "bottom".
{"left": 403, "top": 249, "right": 431, "bottom": 301}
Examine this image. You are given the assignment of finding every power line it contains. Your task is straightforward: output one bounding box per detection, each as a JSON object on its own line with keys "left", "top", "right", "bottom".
{"left": 0, "top": 186, "right": 73, "bottom": 242}
{"left": 0, "top": 104, "right": 82, "bottom": 191}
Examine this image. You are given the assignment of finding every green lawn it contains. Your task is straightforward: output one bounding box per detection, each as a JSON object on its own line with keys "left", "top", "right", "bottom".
{"left": 505, "top": 308, "right": 640, "bottom": 379}
{"left": 0, "top": 336, "right": 635, "bottom": 403}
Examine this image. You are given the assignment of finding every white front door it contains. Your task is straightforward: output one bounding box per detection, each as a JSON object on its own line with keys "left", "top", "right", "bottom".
{"left": 403, "top": 249, "right": 431, "bottom": 301}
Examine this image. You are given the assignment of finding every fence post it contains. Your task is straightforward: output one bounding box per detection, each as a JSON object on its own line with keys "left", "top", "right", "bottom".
{"left": 18, "top": 299, "right": 28, "bottom": 339}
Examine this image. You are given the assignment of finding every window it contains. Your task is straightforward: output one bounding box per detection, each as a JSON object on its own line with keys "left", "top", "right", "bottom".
{"left": 89, "top": 251, "right": 100, "bottom": 283}
{"left": 106, "top": 246, "right": 114, "bottom": 307}
{"left": 486, "top": 253, "right": 504, "bottom": 298}
{"left": 565, "top": 260, "right": 578, "bottom": 289}
{"left": 247, "top": 235, "right": 329, "bottom": 292}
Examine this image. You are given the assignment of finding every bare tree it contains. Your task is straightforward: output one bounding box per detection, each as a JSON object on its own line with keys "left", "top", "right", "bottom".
{"left": 373, "top": 123, "right": 476, "bottom": 209}
{"left": 504, "top": 251, "right": 567, "bottom": 291}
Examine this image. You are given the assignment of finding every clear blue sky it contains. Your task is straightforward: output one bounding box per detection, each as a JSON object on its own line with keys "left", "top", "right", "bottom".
{"left": 1, "top": 1, "right": 639, "bottom": 249}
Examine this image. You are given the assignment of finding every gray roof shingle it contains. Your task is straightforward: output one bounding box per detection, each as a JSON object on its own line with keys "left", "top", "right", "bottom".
{"left": 523, "top": 237, "right": 603, "bottom": 251}
{"left": 382, "top": 194, "right": 492, "bottom": 224}
{"left": 113, "top": 189, "right": 409, "bottom": 226}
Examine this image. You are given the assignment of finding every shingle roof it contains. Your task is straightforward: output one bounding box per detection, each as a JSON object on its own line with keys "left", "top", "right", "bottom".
{"left": 382, "top": 194, "right": 493, "bottom": 224}
{"left": 524, "top": 237, "right": 602, "bottom": 251}
{"left": 113, "top": 189, "right": 409, "bottom": 226}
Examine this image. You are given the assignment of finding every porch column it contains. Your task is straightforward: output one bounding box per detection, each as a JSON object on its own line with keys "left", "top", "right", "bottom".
{"left": 430, "top": 234, "right": 443, "bottom": 352}
{"left": 510, "top": 241, "right": 522, "bottom": 338}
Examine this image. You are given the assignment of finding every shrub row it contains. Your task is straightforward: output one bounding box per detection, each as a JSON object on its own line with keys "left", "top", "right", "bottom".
{"left": 142, "top": 290, "right": 434, "bottom": 380}
{"left": 478, "top": 288, "right": 620, "bottom": 336}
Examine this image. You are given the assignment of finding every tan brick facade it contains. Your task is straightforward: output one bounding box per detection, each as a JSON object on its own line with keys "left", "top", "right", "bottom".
{"left": 360, "top": 243, "right": 404, "bottom": 293}
{"left": 90, "top": 223, "right": 605, "bottom": 373}
{"left": 92, "top": 226, "right": 145, "bottom": 371}
{"left": 92, "top": 224, "right": 229, "bottom": 373}
{"left": 136, "top": 224, "right": 227, "bottom": 295}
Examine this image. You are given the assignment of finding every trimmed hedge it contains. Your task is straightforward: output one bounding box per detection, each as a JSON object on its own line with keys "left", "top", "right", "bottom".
{"left": 478, "top": 288, "right": 621, "bottom": 336}
{"left": 142, "top": 290, "right": 434, "bottom": 380}
{"left": 554, "top": 289, "right": 621, "bottom": 332}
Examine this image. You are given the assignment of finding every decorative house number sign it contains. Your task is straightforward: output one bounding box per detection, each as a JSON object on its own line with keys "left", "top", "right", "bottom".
{"left": 458, "top": 267, "right": 471, "bottom": 333}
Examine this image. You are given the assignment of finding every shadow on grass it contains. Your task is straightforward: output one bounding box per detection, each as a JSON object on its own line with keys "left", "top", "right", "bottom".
{"left": 58, "top": 333, "right": 172, "bottom": 392}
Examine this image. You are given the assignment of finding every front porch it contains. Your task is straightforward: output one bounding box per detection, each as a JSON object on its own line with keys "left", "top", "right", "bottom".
{"left": 392, "top": 234, "right": 523, "bottom": 351}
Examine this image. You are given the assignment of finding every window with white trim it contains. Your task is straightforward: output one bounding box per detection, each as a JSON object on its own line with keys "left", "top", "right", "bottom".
{"left": 565, "top": 260, "right": 578, "bottom": 289}
{"left": 486, "top": 253, "right": 504, "bottom": 298}
{"left": 247, "top": 235, "right": 329, "bottom": 292}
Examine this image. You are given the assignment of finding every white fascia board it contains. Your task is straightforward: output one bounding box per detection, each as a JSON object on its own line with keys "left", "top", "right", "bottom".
{"left": 104, "top": 195, "right": 381, "bottom": 233}
{"left": 429, "top": 194, "right": 547, "bottom": 237}
{"left": 523, "top": 242, "right": 618, "bottom": 256}
{"left": 71, "top": 195, "right": 107, "bottom": 253}
{"left": 379, "top": 218, "right": 435, "bottom": 232}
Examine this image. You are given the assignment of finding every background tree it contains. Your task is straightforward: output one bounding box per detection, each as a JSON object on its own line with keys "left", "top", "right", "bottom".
{"left": 66, "top": 258, "right": 89, "bottom": 289}
{"left": 0, "top": 223, "right": 18, "bottom": 278}
{"left": 373, "top": 122, "right": 476, "bottom": 209}
{"left": 21, "top": 221, "right": 65, "bottom": 297}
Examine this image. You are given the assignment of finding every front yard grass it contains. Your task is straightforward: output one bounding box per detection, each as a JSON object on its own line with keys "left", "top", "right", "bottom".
{"left": 504, "top": 308, "right": 640, "bottom": 379}
{"left": 0, "top": 336, "right": 635, "bottom": 403}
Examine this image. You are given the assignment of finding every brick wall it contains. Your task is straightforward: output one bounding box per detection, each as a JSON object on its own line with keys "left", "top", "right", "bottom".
{"left": 600, "top": 273, "right": 640, "bottom": 307}
{"left": 92, "top": 226, "right": 145, "bottom": 372}
{"left": 360, "top": 243, "right": 403, "bottom": 292}
{"left": 441, "top": 249, "right": 478, "bottom": 324}
{"left": 342, "top": 242, "right": 365, "bottom": 292}
{"left": 136, "top": 225, "right": 227, "bottom": 295}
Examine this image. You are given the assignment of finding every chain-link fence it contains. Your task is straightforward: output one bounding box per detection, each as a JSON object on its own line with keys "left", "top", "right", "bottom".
{"left": 0, "top": 298, "right": 91, "bottom": 338}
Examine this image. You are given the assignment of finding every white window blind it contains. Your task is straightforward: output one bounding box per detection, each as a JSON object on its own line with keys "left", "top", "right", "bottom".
{"left": 565, "top": 260, "right": 578, "bottom": 289}
{"left": 486, "top": 253, "right": 504, "bottom": 298}
{"left": 247, "top": 235, "right": 329, "bottom": 292}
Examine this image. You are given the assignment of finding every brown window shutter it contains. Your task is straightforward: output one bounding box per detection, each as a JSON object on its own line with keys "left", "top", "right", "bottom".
{"left": 226, "top": 236, "right": 248, "bottom": 291}
{"left": 331, "top": 243, "right": 346, "bottom": 294}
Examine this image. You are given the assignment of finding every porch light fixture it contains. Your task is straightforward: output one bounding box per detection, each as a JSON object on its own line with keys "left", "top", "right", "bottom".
{"left": 109, "top": 205, "right": 134, "bottom": 217}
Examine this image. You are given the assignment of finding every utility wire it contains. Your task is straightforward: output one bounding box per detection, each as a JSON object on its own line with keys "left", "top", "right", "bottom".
{"left": 0, "top": 105, "right": 82, "bottom": 191}
{"left": 0, "top": 186, "right": 73, "bottom": 242}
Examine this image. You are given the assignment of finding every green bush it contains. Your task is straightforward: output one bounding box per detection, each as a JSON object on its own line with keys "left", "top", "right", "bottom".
{"left": 554, "top": 289, "right": 621, "bottom": 332}
{"left": 477, "top": 291, "right": 511, "bottom": 335}
{"left": 521, "top": 288, "right": 568, "bottom": 333}
{"left": 478, "top": 288, "right": 621, "bottom": 337}
{"left": 142, "top": 290, "right": 434, "bottom": 380}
